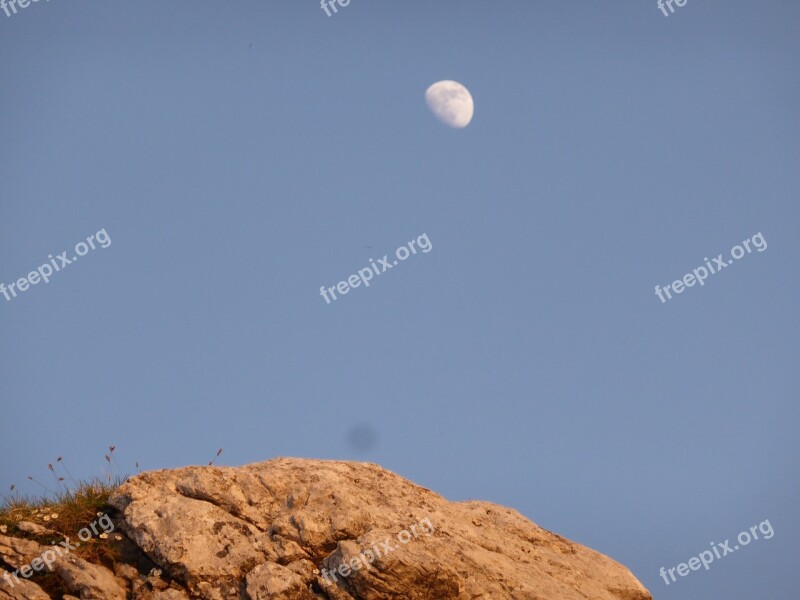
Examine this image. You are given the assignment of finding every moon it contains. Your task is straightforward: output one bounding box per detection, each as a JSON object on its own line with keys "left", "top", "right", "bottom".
{"left": 425, "top": 80, "right": 474, "bottom": 129}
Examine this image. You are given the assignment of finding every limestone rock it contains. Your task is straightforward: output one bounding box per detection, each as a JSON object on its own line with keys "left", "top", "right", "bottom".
{"left": 131, "top": 579, "right": 190, "bottom": 600}
{"left": 245, "top": 563, "right": 316, "bottom": 600}
{"left": 15, "top": 524, "right": 56, "bottom": 538}
{"left": 0, "top": 459, "right": 651, "bottom": 599}
{"left": 0, "top": 576, "right": 50, "bottom": 600}
{"left": 52, "top": 554, "right": 126, "bottom": 600}
{"left": 109, "top": 458, "right": 651, "bottom": 600}
{"left": 112, "top": 563, "right": 139, "bottom": 583}
{"left": 149, "top": 591, "right": 189, "bottom": 600}
{"left": 0, "top": 535, "right": 44, "bottom": 569}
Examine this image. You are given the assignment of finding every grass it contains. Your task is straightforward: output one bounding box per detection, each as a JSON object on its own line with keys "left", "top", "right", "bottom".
{"left": 0, "top": 452, "right": 132, "bottom": 596}
{"left": 0, "top": 479, "right": 125, "bottom": 563}
{"left": 1, "top": 446, "right": 224, "bottom": 597}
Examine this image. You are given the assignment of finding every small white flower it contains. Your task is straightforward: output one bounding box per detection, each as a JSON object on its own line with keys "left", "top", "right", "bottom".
{"left": 99, "top": 533, "right": 109, "bottom": 539}
{"left": 43, "top": 516, "right": 51, "bottom": 522}
{"left": 0, "top": 525, "right": 8, "bottom": 533}
{"left": 114, "top": 534, "right": 123, "bottom": 541}
{"left": 50, "top": 513, "right": 58, "bottom": 520}
{"left": 149, "top": 568, "right": 162, "bottom": 578}
{"left": 96, "top": 512, "right": 103, "bottom": 517}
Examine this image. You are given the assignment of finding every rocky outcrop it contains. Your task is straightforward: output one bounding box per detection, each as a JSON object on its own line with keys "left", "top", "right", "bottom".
{"left": 0, "top": 535, "right": 42, "bottom": 570}
{"left": 51, "top": 554, "right": 126, "bottom": 600}
{"left": 1, "top": 458, "right": 652, "bottom": 600}
{"left": 0, "top": 533, "right": 126, "bottom": 600}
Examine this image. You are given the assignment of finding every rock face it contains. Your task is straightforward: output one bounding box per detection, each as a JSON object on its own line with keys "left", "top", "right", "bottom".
{"left": 1, "top": 459, "right": 652, "bottom": 600}
{"left": 109, "top": 459, "right": 650, "bottom": 600}
{"left": 0, "top": 533, "right": 126, "bottom": 600}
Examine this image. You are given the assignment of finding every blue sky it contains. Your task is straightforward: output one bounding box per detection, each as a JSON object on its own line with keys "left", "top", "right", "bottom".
{"left": 1, "top": 1, "right": 798, "bottom": 598}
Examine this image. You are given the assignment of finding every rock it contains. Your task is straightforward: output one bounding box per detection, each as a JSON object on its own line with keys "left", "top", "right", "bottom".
{"left": 110, "top": 458, "right": 651, "bottom": 600}
{"left": 0, "top": 535, "right": 127, "bottom": 600}
{"left": 112, "top": 563, "right": 139, "bottom": 583}
{"left": 146, "top": 575, "right": 169, "bottom": 592}
{"left": 14, "top": 524, "right": 56, "bottom": 538}
{"left": 109, "top": 468, "right": 276, "bottom": 600}
{"left": 0, "top": 535, "right": 44, "bottom": 569}
{"left": 131, "top": 578, "right": 190, "bottom": 600}
{"left": 149, "top": 591, "right": 189, "bottom": 600}
{"left": 52, "top": 554, "right": 126, "bottom": 600}
{"left": 245, "top": 563, "right": 316, "bottom": 600}
{"left": 319, "top": 535, "right": 461, "bottom": 598}
{"left": 0, "top": 576, "right": 50, "bottom": 600}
